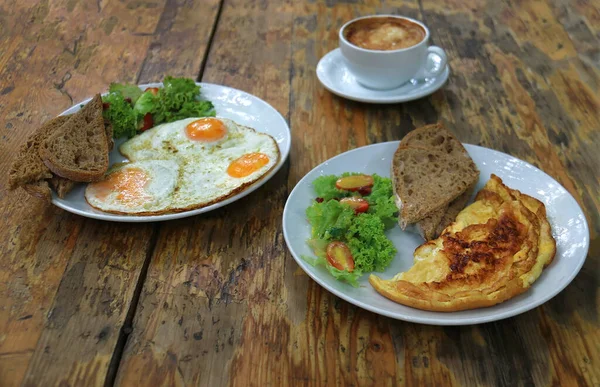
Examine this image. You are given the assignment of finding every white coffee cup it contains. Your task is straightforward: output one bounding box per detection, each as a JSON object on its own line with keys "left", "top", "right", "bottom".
{"left": 339, "top": 15, "right": 448, "bottom": 90}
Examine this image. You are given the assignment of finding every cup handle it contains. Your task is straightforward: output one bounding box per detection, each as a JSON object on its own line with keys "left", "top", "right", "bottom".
{"left": 415, "top": 46, "right": 448, "bottom": 80}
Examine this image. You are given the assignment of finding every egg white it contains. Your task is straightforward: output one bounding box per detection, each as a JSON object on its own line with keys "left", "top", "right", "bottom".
{"left": 85, "top": 159, "right": 179, "bottom": 214}
{"left": 106, "top": 117, "right": 280, "bottom": 214}
{"left": 170, "top": 128, "right": 279, "bottom": 210}
{"left": 120, "top": 117, "right": 237, "bottom": 161}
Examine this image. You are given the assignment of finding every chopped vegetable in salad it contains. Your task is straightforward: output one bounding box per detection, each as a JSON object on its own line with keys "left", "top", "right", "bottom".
{"left": 102, "top": 76, "right": 216, "bottom": 139}
{"left": 303, "top": 173, "right": 398, "bottom": 286}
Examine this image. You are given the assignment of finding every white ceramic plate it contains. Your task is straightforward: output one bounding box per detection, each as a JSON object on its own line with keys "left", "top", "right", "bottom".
{"left": 53, "top": 83, "right": 291, "bottom": 222}
{"left": 283, "top": 142, "right": 589, "bottom": 325}
{"left": 316, "top": 48, "right": 449, "bottom": 104}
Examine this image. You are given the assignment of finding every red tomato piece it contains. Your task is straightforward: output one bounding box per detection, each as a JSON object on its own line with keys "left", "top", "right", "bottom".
{"left": 139, "top": 113, "right": 154, "bottom": 131}
{"left": 339, "top": 197, "right": 369, "bottom": 213}
{"left": 335, "top": 174, "right": 374, "bottom": 192}
{"left": 145, "top": 87, "right": 159, "bottom": 95}
{"left": 326, "top": 241, "right": 355, "bottom": 272}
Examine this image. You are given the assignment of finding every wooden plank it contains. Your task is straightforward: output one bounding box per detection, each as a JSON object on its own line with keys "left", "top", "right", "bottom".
{"left": 0, "top": 1, "right": 220, "bottom": 386}
{"left": 117, "top": 0, "right": 599, "bottom": 386}
{"left": 114, "top": 0, "right": 295, "bottom": 384}
{"left": 412, "top": 0, "right": 600, "bottom": 386}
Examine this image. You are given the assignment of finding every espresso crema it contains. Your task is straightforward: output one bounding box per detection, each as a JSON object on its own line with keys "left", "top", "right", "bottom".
{"left": 344, "top": 17, "right": 426, "bottom": 51}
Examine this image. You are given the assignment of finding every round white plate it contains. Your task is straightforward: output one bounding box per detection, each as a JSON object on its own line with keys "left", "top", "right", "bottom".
{"left": 283, "top": 142, "right": 589, "bottom": 325}
{"left": 53, "top": 83, "right": 291, "bottom": 222}
{"left": 316, "top": 48, "right": 450, "bottom": 104}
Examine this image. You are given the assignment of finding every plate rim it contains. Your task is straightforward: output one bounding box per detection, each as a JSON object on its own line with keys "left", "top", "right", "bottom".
{"left": 282, "top": 141, "right": 590, "bottom": 325}
{"left": 52, "top": 82, "right": 291, "bottom": 222}
{"left": 316, "top": 48, "right": 450, "bottom": 104}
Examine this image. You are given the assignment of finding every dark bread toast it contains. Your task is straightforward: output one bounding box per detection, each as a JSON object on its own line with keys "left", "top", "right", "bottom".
{"left": 392, "top": 145, "right": 479, "bottom": 227}
{"left": 49, "top": 176, "right": 77, "bottom": 198}
{"left": 8, "top": 116, "right": 70, "bottom": 189}
{"left": 398, "top": 123, "right": 479, "bottom": 238}
{"left": 38, "top": 94, "right": 109, "bottom": 182}
{"left": 22, "top": 181, "right": 53, "bottom": 201}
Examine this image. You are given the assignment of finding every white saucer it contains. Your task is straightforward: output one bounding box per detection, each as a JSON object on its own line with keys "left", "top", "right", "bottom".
{"left": 316, "top": 48, "right": 450, "bottom": 104}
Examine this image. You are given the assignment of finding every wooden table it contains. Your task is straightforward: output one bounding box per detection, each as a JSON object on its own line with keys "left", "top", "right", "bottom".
{"left": 1, "top": 0, "right": 598, "bottom": 386}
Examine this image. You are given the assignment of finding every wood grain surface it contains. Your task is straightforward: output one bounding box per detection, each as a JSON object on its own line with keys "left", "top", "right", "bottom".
{"left": 0, "top": 0, "right": 598, "bottom": 386}
{"left": 0, "top": 1, "right": 219, "bottom": 386}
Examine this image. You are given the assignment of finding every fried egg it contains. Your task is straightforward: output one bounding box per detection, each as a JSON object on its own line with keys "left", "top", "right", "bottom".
{"left": 88, "top": 117, "right": 280, "bottom": 214}
{"left": 120, "top": 117, "right": 239, "bottom": 160}
{"left": 85, "top": 159, "right": 179, "bottom": 214}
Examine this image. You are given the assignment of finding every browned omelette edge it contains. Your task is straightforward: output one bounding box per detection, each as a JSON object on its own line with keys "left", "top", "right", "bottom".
{"left": 84, "top": 125, "right": 281, "bottom": 216}
{"left": 368, "top": 274, "right": 530, "bottom": 312}
{"left": 369, "top": 176, "right": 557, "bottom": 312}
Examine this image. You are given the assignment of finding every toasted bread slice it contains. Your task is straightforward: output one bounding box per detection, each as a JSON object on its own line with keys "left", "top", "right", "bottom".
{"left": 412, "top": 204, "right": 445, "bottom": 240}
{"left": 38, "top": 94, "right": 109, "bottom": 182}
{"left": 20, "top": 176, "right": 76, "bottom": 202}
{"left": 398, "top": 123, "right": 479, "bottom": 237}
{"left": 49, "top": 176, "right": 77, "bottom": 198}
{"left": 432, "top": 185, "right": 474, "bottom": 237}
{"left": 392, "top": 145, "right": 479, "bottom": 227}
{"left": 22, "top": 181, "right": 53, "bottom": 202}
{"left": 8, "top": 116, "right": 70, "bottom": 189}
{"left": 400, "top": 123, "right": 470, "bottom": 158}
{"left": 416, "top": 184, "right": 475, "bottom": 240}
{"left": 104, "top": 119, "right": 114, "bottom": 151}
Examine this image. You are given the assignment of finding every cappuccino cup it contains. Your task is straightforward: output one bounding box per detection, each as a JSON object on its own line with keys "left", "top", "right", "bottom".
{"left": 339, "top": 15, "right": 448, "bottom": 90}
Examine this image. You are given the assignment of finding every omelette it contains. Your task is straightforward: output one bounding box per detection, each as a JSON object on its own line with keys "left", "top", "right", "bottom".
{"left": 369, "top": 175, "right": 556, "bottom": 312}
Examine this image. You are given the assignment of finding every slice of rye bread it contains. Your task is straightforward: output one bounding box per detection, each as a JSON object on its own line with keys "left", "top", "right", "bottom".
{"left": 22, "top": 176, "right": 77, "bottom": 202}
{"left": 399, "top": 123, "right": 479, "bottom": 238}
{"left": 400, "top": 123, "right": 471, "bottom": 159}
{"left": 433, "top": 184, "right": 475, "bottom": 237}
{"left": 8, "top": 115, "right": 71, "bottom": 189}
{"left": 49, "top": 176, "right": 77, "bottom": 198}
{"left": 39, "top": 94, "right": 109, "bottom": 182}
{"left": 392, "top": 145, "right": 479, "bottom": 227}
{"left": 22, "top": 180, "right": 53, "bottom": 201}
{"left": 104, "top": 118, "right": 114, "bottom": 151}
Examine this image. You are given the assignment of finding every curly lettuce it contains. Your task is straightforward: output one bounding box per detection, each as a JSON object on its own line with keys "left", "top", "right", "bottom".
{"left": 153, "top": 76, "right": 215, "bottom": 124}
{"left": 109, "top": 83, "right": 142, "bottom": 103}
{"left": 102, "top": 92, "right": 138, "bottom": 139}
{"left": 103, "top": 76, "right": 216, "bottom": 139}
{"left": 303, "top": 174, "right": 398, "bottom": 286}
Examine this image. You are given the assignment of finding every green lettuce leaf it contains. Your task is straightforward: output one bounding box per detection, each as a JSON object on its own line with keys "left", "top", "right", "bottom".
{"left": 108, "top": 83, "right": 142, "bottom": 104}
{"left": 306, "top": 199, "right": 355, "bottom": 240}
{"left": 346, "top": 213, "right": 397, "bottom": 272}
{"left": 366, "top": 174, "right": 398, "bottom": 230}
{"left": 312, "top": 175, "right": 348, "bottom": 201}
{"left": 133, "top": 91, "right": 159, "bottom": 117}
{"left": 302, "top": 255, "right": 362, "bottom": 287}
{"left": 304, "top": 173, "right": 399, "bottom": 286}
{"left": 153, "top": 76, "right": 201, "bottom": 123}
{"left": 163, "top": 100, "right": 216, "bottom": 123}
{"left": 102, "top": 92, "right": 138, "bottom": 139}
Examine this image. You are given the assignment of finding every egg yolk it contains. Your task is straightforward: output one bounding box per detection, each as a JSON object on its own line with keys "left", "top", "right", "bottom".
{"left": 185, "top": 118, "right": 227, "bottom": 142}
{"left": 227, "top": 153, "right": 270, "bottom": 178}
{"left": 89, "top": 167, "right": 150, "bottom": 207}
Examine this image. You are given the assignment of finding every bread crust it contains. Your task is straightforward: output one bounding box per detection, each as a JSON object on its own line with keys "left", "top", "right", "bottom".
{"left": 392, "top": 145, "right": 479, "bottom": 226}
{"left": 38, "top": 94, "right": 109, "bottom": 182}
{"left": 22, "top": 181, "right": 52, "bottom": 202}
{"left": 394, "top": 123, "right": 479, "bottom": 231}
{"left": 8, "top": 116, "right": 71, "bottom": 189}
